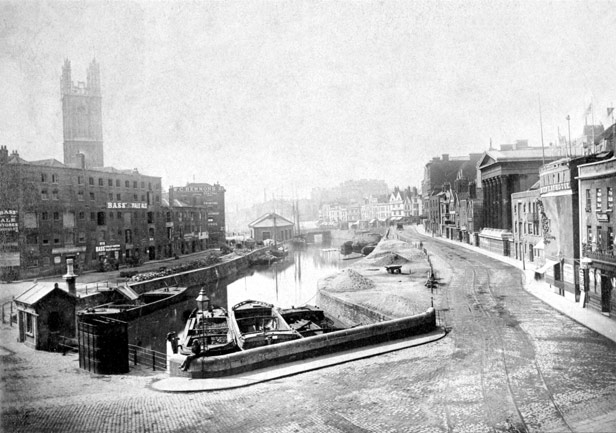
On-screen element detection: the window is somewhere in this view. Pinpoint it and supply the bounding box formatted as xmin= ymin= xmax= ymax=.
xmin=117 ymin=211 xmax=122 ymax=219
xmin=147 ymin=212 xmax=154 ymax=224
xmin=109 ymin=212 xmax=114 ymax=220
xmin=108 ymin=179 xmax=113 ymax=186
xmin=78 ymin=176 xmax=83 ymax=185
xmin=125 ymin=229 xmax=132 ymax=243
xmin=42 ymin=238 xmax=49 ymax=245
xmin=53 ymin=212 xmax=60 ymax=220
xmin=109 ymin=193 xmax=113 ymax=201
xmin=586 ymin=189 xmax=591 ymax=211
xmin=41 ymin=173 xmax=48 ymax=182
xmin=98 ymin=178 xmax=104 ymax=186
xmin=78 ymin=211 xmax=85 ymax=220
xmin=89 ymin=177 xmax=94 ymax=185
xmin=52 ymin=173 xmax=59 ymax=183
xmin=133 ymin=194 xmax=138 ymax=201
xmin=133 ymin=181 xmax=138 ymax=188
xmin=116 ymin=179 xmax=120 ymax=187
xmin=141 ymin=181 xmax=145 ymax=188
xmin=26 ymin=313 xmax=33 ymax=335
xmin=54 ymin=237 xmax=60 ymax=244
xmin=41 ymin=212 xmax=49 ymax=221
xmin=26 ymin=233 xmax=38 ymax=244
xmin=141 ymin=194 xmax=145 ymax=202
xmin=97 ymin=212 xmax=106 ymax=226
xmin=52 ymin=190 xmax=58 ymax=200
xmin=597 ymin=226 xmax=604 ymax=250
xmin=78 ymin=190 xmax=84 ymax=201
xmin=90 ymin=192 xmax=95 ymax=201
xmin=609 ymin=227 xmax=614 ymax=251
xmin=125 ymin=180 xmax=130 ymax=187
xmin=116 ymin=193 xmax=121 ymax=200
xmin=596 ymin=188 xmax=602 ymax=211
xmin=90 ymin=212 xmax=96 ymax=221
xmin=41 ymin=189 xmax=48 ymax=200
xmin=79 ymin=232 xmax=86 ymax=243
xmin=608 ymin=187 xmax=614 ymax=211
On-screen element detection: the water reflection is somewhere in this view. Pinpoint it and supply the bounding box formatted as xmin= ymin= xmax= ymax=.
xmin=129 ymin=240 xmax=358 ymax=352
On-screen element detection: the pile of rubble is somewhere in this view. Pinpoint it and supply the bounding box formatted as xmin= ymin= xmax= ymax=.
xmin=325 ymin=268 xmax=376 ymax=292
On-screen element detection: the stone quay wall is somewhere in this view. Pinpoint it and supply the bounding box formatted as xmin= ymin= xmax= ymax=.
xmin=169 ymin=308 xmax=436 ymax=378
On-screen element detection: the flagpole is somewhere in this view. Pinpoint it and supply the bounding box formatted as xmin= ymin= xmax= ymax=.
xmin=539 ymin=94 xmax=545 ymax=164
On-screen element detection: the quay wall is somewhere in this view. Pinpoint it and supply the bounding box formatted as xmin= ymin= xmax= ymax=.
xmin=76 ymin=248 xmax=268 ymax=309
xmin=169 ymin=308 xmax=436 ymax=378
xmin=316 ymin=290 xmax=390 ymax=327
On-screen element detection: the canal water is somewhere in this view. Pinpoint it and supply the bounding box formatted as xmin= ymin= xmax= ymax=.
xmin=129 ymin=240 xmax=359 ymax=353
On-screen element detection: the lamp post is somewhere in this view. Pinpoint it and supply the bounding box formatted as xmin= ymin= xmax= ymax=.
xmin=566 ymin=115 xmax=572 ymax=156
xmin=195 ymin=287 xmax=210 ymax=350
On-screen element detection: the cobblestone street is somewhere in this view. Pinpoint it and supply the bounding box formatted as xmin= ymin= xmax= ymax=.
xmin=2 ymin=232 xmax=616 ymax=432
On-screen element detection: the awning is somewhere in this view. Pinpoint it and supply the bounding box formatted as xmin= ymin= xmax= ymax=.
xmin=534 ymin=240 xmax=545 ymax=250
xmin=535 ymin=259 xmax=558 ymax=274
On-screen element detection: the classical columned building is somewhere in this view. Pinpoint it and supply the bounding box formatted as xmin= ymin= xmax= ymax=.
xmin=478 ymin=142 xmax=562 ymax=256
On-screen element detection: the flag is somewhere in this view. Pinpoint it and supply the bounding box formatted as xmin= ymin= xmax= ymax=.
xmin=585 ymin=103 xmax=593 ymax=116
xmin=608 ymin=107 xmax=614 ymax=117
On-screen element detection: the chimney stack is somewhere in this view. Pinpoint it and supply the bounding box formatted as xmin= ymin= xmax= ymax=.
xmin=63 ymin=258 xmax=78 ymax=296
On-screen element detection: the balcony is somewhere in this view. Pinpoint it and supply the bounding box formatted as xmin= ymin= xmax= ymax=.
xmin=583 ymin=242 xmax=616 ymax=264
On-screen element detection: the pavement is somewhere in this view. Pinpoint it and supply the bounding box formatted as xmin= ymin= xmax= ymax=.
xmin=409 ymin=225 xmax=616 ymax=344
xmin=152 ymin=328 xmax=447 ymax=392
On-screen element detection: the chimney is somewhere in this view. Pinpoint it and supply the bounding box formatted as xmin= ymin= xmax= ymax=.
xmin=442 ymin=154 xmax=449 ymax=161
xmin=0 ymin=146 xmax=8 ymax=165
xmin=169 ymin=186 xmax=174 ymax=208
xmin=63 ymin=258 xmax=78 ymax=296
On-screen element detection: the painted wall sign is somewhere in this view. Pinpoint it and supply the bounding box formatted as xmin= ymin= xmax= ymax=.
xmin=107 ymin=202 xmax=148 ymax=209
xmin=0 ymin=210 xmax=18 ymax=232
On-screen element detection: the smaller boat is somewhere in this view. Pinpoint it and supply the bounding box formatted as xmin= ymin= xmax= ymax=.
xmin=280 ymin=305 xmax=345 ymax=337
xmin=229 ymin=300 xmax=302 ymax=350
xmin=80 ymin=284 xmax=188 ymax=321
xmin=177 ymin=306 xmax=238 ymax=357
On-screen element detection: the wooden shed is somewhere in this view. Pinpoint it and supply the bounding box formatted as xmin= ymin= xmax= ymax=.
xmin=14 ymin=282 xmax=76 ymax=351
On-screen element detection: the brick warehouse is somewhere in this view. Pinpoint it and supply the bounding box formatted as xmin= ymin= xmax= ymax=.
xmin=0 ymin=59 xmax=225 ymax=280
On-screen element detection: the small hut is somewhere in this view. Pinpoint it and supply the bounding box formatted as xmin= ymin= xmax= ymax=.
xmin=14 ymin=282 xmax=76 ymax=351
xmin=248 ymin=212 xmax=295 ymax=243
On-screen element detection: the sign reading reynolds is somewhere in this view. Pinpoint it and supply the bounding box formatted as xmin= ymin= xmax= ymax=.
xmin=0 ymin=210 xmax=18 ymax=232
xmin=107 ymin=202 xmax=148 ymax=209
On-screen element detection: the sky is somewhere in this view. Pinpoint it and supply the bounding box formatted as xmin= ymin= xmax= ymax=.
xmin=2 ymin=1 xmax=616 ymax=209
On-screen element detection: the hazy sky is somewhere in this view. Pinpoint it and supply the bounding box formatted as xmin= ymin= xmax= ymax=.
xmin=2 ymin=1 xmax=616 ymax=208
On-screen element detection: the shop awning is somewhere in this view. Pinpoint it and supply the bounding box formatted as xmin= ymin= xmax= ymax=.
xmin=535 ymin=259 xmax=558 ymax=274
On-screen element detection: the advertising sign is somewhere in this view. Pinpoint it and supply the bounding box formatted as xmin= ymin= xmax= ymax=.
xmin=0 ymin=210 xmax=18 ymax=232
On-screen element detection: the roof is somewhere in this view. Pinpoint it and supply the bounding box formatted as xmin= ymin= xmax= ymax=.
xmin=248 ymin=212 xmax=294 ymax=228
xmin=14 ymin=282 xmax=75 ymax=306
xmin=28 ymin=158 xmax=66 ymax=167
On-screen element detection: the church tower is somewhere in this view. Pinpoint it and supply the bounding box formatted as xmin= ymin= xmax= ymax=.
xmin=61 ymin=59 xmax=104 ymax=168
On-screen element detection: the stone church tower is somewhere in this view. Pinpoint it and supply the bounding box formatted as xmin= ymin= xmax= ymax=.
xmin=61 ymin=59 xmax=104 ymax=168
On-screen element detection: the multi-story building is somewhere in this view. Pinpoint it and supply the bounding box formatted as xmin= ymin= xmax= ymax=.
xmin=168 ymin=182 xmax=226 ymax=247
xmin=161 ymin=196 xmax=208 ymax=257
xmin=477 ymin=141 xmax=562 ymax=255
xmin=0 ymin=147 xmax=164 ymax=279
xmin=511 ymin=184 xmax=542 ymax=271
xmin=578 ymin=149 xmax=616 ymax=317
xmin=422 ymin=154 xmax=469 ymax=236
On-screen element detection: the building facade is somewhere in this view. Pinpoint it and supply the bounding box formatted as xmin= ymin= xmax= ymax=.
xmin=578 ymin=155 xmax=616 ymax=316
xmin=169 ymin=183 xmax=226 ymax=246
xmin=0 ymin=148 xmax=166 ymax=279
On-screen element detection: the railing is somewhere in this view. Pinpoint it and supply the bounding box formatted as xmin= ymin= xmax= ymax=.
xmin=128 ymin=344 xmax=167 ymax=371
xmin=1 ymin=300 xmax=16 ymax=326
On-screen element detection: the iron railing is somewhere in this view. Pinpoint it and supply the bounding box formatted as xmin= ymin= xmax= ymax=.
xmin=128 ymin=344 xmax=167 ymax=371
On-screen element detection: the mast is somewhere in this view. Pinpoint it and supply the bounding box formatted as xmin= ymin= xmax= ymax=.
xmin=539 ymin=94 xmax=545 ymax=164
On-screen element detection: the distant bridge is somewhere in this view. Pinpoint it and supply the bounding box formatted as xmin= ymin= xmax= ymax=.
xmin=298 ymin=229 xmax=332 ymax=243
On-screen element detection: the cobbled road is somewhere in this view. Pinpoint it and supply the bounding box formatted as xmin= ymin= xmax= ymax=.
xmin=2 ymin=232 xmax=616 ymax=432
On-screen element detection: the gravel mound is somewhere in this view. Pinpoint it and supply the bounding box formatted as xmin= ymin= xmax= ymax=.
xmin=325 ymin=268 xmax=376 ymax=292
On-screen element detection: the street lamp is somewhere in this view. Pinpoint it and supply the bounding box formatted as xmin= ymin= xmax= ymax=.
xmin=195 ymin=287 xmax=210 ymax=350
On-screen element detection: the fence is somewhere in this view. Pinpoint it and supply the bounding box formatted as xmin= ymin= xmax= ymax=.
xmin=1 ymin=300 xmax=16 ymax=326
xmin=128 ymin=344 xmax=167 ymax=371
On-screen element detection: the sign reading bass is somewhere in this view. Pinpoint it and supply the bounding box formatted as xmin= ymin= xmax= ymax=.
xmin=0 ymin=210 xmax=18 ymax=232
xmin=107 ymin=202 xmax=148 ymax=209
